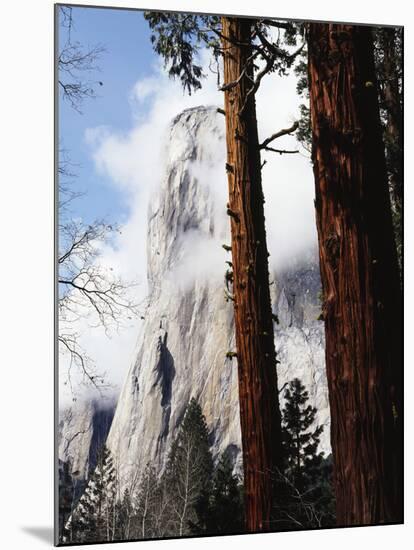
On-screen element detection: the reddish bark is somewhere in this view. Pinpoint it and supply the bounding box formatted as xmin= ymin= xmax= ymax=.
xmin=221 ymin=17 xmax=282 ymax=532
xmin=308 ymin=23 xmax=403 ymax=525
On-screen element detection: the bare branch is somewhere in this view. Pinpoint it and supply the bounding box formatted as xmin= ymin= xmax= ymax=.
xmin=58 ymin=6 xmax=105 ymax=113
xmin=256 ymin=27 xmax=305 ymax=62
xmin=58 ymin=149 xmax=85 ymax=212
xmin=278 ymin=382 xmax=289 ymax=394
xmin=238 ymin=51 xmax=275 ymax=116
xmin=259 ymin=121 xmax=299 ymax=149
xmin=58 ymin=216 xmax=142 ymax=394
xmin=259 ymin=19 xmax=296 ymax=30
xmin=263 ymin=147 xmax=299 ymax=155
xmin=63 ymin=423 xmax=93 ymax=455
xmin=219 ymin=48 xmax=262 ymax=91
xmin=59 ymin=334 xmax=110 ymax=395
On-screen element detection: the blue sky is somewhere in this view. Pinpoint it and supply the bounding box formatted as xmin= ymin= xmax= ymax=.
xmin=57 ymin=6 xmax=317 ymax=402
xmin=58 ymin=5 xmax=155 ymax=224
xmin=57 ymin=4 xmax=226 ymax=402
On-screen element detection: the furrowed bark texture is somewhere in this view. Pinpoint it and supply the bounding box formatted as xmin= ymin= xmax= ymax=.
xmin=308 ymin=24 xmax=403 ymax=525
xmin=221 ymin=17 xmax=282 ymax=532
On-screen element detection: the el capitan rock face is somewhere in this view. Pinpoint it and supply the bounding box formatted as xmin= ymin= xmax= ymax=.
xmin=58 ymin=399 xmax=115 ymax=481
xmin=58 ymin=107 xmax=329 ymax=489
xmin=103 ymin=106 xmax=330 ymax=489
xmin=106 ymin=107 xmax=242 ymax=487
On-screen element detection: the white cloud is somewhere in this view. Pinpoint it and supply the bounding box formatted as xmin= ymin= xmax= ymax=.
xmin=84 ymin=125 xmax=110 ymax=148
xmin=256 ymin=59 xmax=318 ymax=272
xmin=59 ymin=47 xmax=318 ymax=407
xmin=129 ymin=75 xmax=163 ymax=103
xmin=166 ymin=230 xmax=227 ymax=292
xmin=59 ymin=53 xmax=223 ymax=407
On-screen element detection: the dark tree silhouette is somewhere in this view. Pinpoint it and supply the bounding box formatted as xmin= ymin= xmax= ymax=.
xmin=273 ymin=379 xmax=335 ymax=529
xmin=192 ymin=450 xmax=244 ymax=535
xmin=281 ymin=379 xmax=323 ymax=488
xmin=114 ymin=488 xmax=133 ymax=541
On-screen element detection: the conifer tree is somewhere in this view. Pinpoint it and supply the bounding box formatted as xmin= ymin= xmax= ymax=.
xmin=68 ymin=444 xmax=117 ymax=543
xmin=163 ymin=398 xmax=213 ymax=536
xmin=192 ymin=450 xmax=244 ymax=535
xmin=273 ymin=378 xmax=335 ymax=529
xmin=281 ymin=378 xmax=323 ymax=489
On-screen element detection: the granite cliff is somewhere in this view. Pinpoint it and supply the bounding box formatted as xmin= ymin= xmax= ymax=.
xmin=102 ymin=106 xmax=330 ymax=490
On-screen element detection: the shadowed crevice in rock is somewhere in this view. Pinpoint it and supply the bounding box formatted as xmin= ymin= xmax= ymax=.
xmin=87 ymin=404 xmax=115 ymax=474
xmin=153 ymin=331 xmax=175 ymax=442
xmin=58 ymin=399 xmax=116 ymax=484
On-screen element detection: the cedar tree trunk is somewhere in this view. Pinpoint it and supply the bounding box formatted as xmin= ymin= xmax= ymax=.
xmin=221 ymin=16 xmax=283 ymax=532
xmin=308 ymin=23 xmax=403 ymax=525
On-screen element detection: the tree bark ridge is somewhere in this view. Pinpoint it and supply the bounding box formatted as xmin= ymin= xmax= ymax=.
xmin=221 ymin=16 xmax=282 ymax=532
xmin=308 ymin=23 xmax=403 ymax=525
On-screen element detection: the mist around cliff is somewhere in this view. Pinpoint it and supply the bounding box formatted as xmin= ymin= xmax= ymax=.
xmin=60 ymin=56 xmax=317 ymax=406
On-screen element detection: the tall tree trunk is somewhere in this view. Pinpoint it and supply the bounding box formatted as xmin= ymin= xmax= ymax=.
xmin=221 ymin=16 xmax=282 ymax=532
xmin=308 ymin=23 xmax=403 ymax=525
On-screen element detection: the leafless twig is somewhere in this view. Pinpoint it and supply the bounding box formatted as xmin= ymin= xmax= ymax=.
xmin=259 ymin=121 xmax=299 ymax=149
xmin=58 ymin=6 xmax=106 ymax=113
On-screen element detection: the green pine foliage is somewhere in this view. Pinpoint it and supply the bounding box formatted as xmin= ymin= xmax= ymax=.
xmin=281 ymin=378 xmax=323 ymax=485
xmin=144 ymin=14 xmax=302 ymax=96
xmin=192 ymin=450 xmax=244 ymax=535
xmin=144 ymin=13 xmax=221 ymax=94
xmin=292 ymin=43 xmax=311 ymax=151
xmin=273 ymin=378 xmax=335 ymax=529
xmin=67 ymin=445 xmax=117 ymax=543
xmin=62 ymin=388 xmax=336 ymax=539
